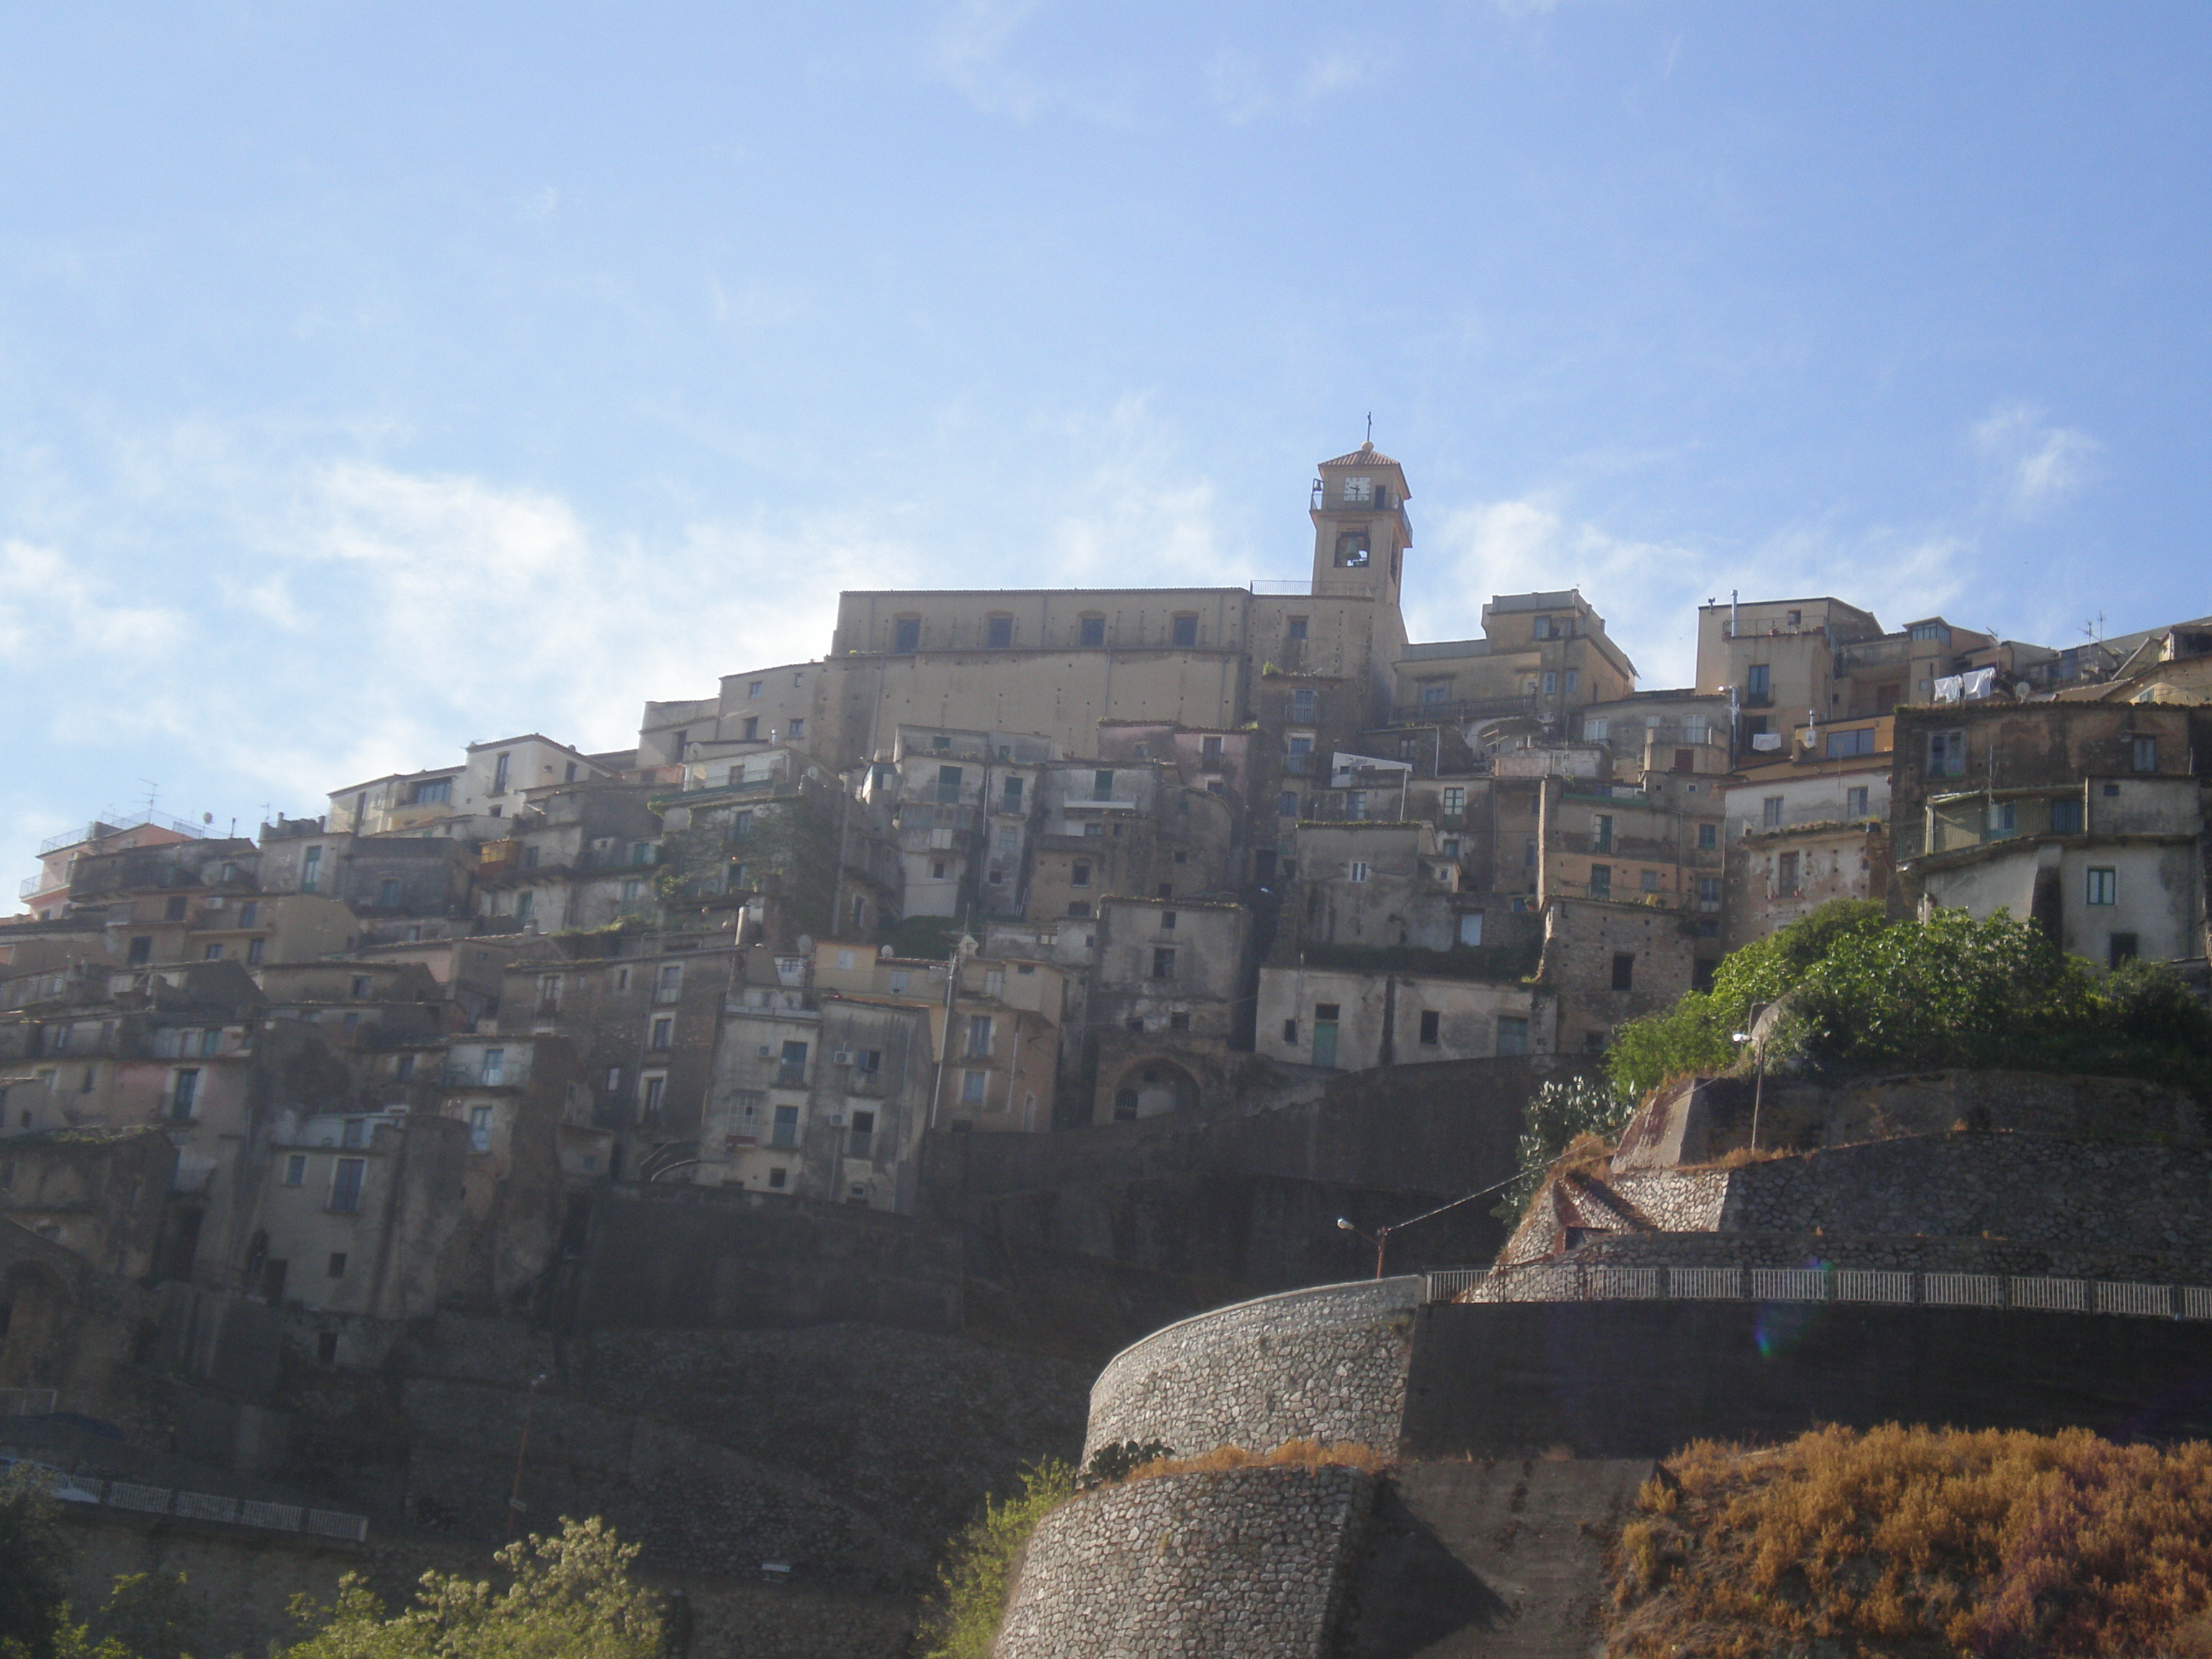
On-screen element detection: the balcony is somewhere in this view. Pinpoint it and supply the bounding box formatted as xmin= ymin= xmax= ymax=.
xmin=18 ymin=876 xmax=45 ymax=899
xmin=38 ymin=810 xmax=205 ymax=857
xmin=775 ymin=1064 xmax=809 ymax=1090
xmin=1282 ymin=753 xmax=1315 ymax=776
xmin=1386 ymin=696 xmax=1540 ymax=728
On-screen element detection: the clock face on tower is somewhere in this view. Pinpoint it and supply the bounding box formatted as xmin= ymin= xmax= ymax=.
xmin=1343 ymin=475 xmax=1374 ymax=503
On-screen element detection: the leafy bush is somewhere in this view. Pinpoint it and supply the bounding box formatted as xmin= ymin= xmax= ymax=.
xmin=914 ymin=1459 xmax=1076 ymax=1659
xmin=0 ymin=1468 xmax=72 ymax=1659
xmin=279 ymin=1516 xmax=662 ymax=1659
xmin=1491 ymin=1074 xmax=1635 ymax=1220
xmin=1607 ymin=900 xmax=2212 ymax=1101
xmin=1606 ymin=1424 xmax=2212 ymax=1659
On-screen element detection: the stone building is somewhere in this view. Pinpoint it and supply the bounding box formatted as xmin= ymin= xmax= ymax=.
xmin=1721 ymin=714 xmax=1894 ymax=948
xmin=0 ymin=1125 xmax=176 ymax=1279
xmin=1088 ymin=896 xmax=1248 ymax=1123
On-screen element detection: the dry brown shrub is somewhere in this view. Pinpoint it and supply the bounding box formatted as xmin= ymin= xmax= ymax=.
xmin=1604 ymin=1424 xmax=2212 ymax=1659
xmin=1123 ymin=1439 xmax=1392 ymax=1485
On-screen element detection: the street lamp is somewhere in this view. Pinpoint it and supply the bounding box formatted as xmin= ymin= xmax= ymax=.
xmin=1336 ymin=1217 xmax=1391 ymax=1280
xmin=1730 ymin=1002 xmax=1770 ymax=1151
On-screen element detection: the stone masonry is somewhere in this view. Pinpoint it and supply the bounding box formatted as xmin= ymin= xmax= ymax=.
xmin=993 ymin=1465 xmax=1375 ymax=1659
xmin=1083 ymin=1278 xmax=1421 ymax=1462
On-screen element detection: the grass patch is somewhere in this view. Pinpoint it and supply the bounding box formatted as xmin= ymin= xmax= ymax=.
xmin=1123 ymin=1439 xmax=1391 ymax=1484
xmin=914 ymin=1458 xmax=1076 ymax=1659
xmin=1605 ymin=1424 xmax=2212 ymax=1658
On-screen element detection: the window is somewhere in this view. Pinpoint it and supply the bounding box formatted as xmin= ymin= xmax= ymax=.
xmin=1593 ymin=814 xmax=1614 ymax=853
xmin=204 ymin=943 xmax=224 ymax=961
xmin=1002 ymin=775 xmax=1024 ymax=808
xmin=166 ymin=895 xmax=188 ymax=921
xmin=1758 ymin=796 xmax=1783 ymax=830
xmin=779 ymin=1040 xmax=809 ymax=1086
xmin=302 ymin=845 xmax=322 ymax=891
xmin=1928 ymin=729 xmax=1966 ymax=778
xmin=1287 ymin=616 xmax=1308 ymax=641
xmin=377 ymin=876 xmax=402 ymax=907
xmin=894 ymin=616 xmax=921 ymax=652
xmin=643 ymin=1074 xmax=667 ymax=1112
xmin=1640 ymin=868 xmax=1660 ymax=893
xmin=1698 ymin=822 xmax=1719 ymax=850
xmin=407 ymin=777 xmax=451 ymax=805
xmin=1172 ymin=614 xmax=1198 ymax=647
xmin=986 ymin=614 xmax=1014 ymax=648
xmin=1282 ymin=1018 xmax=1298 ymax=1044
xmin=2133 ymin=736 xmax=2159 ymax=773
xmin=1611 ymin=953 xmax=1635 ymax=992
xmin=768 ymin=1166 xmax=788 ymax=1189
xmin=246 ymin=938 xmax=265 ymax=966
xmin=480 ymin=1048 xmax=506 ymax=1084
xmin=1565 ymin=670 xmax=1578 ymax=694
xmin=1442 ymin=786 xmax=1465 ymax=817
xmin=328 ymin=1252 xmax=347 ymax=1280
xmin=1420 ymin=683 xmax=1449 ymax=709
xmin=1584 ymin=718 xmax=1609 ymax=742
xmin=1277 ymin=792 xmax=1298 ymax=817
xmin=1496 ymin=1016 xmax=1529 ymax=1056
xmin=1457 ymin=912 xmax=1483 ymax=947
xmin=283 ymin=1154 xmax=307 ymax=1185
xmin=930 ymin=859 xmax=948 ymax=880
xmin=351 ymin=975 xmax=372 ymax=998
xmin=1588 ymin=864 xmax=1611 ymax=898
xmin=468 ymin=1105 xmax=493 ymax=1153
xmin=171 ymin=1069 xmax=200 ymax=1120
xmin=1292 ymin=688 xmax=1318 ymax=724
xmin=742 ymin=716 xmax=759 ymax=741
xmin=1092 ymin=769 xmax=1115 ymax=800
xmin=1845 ymin=786 xmax=1870 ymax=819
xmin=1071 ymin=861 xmax=1091 ymax=888
xmin=1777 ymin=851 xmax=1800 ymax=891
xmin=1745 ymin=664 xmax=1771 ymax=698
xmin=966 ymin=1015 xmax=993 ymax=1057
xmin=2109 ymin=932 xmax=2141 ymax=968
xmin=649 ymin=1017 xmax=673 ymax=1049
xmin=1079 ymin=615 xmax=1106 ymax=647
xmin=1066 ymin=901 xmax=1091 ymax=918
xmin=128 ymin=935 xmax=152 ymax=965
xmin=1699 ymin=876 xmax=1721 ymax=909
xmin=2086 ymin=867 xmax=2118 ymax=907
xmin=961 ymin=1069 xmax=987 ymax=1105
xmin=788 ymin=718 xmax=804 ymax=740
xmin=1348 ymin=861 xmax=1370 ymax=884
xmin=1419 ymin=1010 xmax=1440 ymax=1046
xmin=658 ymin=963 xmax=683 ymax=997
xmin=1151 ymin=948 xmax=1176 ymax=979
xmin=1909 ymin=621 xmax=1948 ymax=643
xmin=1987 ymin=801 xmax=2018 ymax=835
xmin=1543 ymin=671 xmax=1557 ymax=696
xmin=2050 ymin=797 xmax=2084 ymax=834
xmin=493 ymin=752 xmax=511 ymax=793
xmin=938 ymin=764 xmax=964 ymax=803
xmin=396 ymin=1054 xmax=416 ymax=1082
xmin=330 ymin=1159 xmax=365 ymax=1213
xmin=1825 ymin=727 xmax=1876 ymax=758
xmin=770 ymin=1104 xmax=799 ymax=1148
xmin=848 ymin=1110 xmax=876 ymax=1158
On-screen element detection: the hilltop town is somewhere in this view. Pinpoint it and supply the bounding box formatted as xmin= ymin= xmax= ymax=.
xmin=4 ymin=442 xmax=2209 ymax=1652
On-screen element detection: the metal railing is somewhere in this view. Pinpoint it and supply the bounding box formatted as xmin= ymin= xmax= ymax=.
xmin=38 ymin=811 xmax=206 ymax=856
xmin=1429 ymin=1262 xmax=2212 ymax=1321
xmin=0 ymin=1460 xmax=367 ymax=1539
xmin=1388 ymin=696 xmax=1541 ymax=728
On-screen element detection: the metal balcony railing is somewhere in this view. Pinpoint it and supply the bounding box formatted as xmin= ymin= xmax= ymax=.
xmin=38 ymin=810 xmax=206 ymax=856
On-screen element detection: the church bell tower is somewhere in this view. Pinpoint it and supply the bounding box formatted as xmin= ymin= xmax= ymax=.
xmin=1310 ymin=440 xmax=1410 ymax=607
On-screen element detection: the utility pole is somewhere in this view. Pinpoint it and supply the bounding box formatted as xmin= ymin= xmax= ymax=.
xmin=507 ymin=1374 xmax=546 ymax=1539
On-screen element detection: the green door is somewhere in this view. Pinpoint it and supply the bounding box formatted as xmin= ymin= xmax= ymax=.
xmin=1312 ymin=1002 xmax=1340 ymax=1070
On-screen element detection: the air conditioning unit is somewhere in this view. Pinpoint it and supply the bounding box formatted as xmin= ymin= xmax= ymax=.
xmin=832 ymin=1049 xmax=853 ymax=1066
xmin=755 ymin=1044 xmax=773 ymax=1058
xmin=824 ymin=1110 xmax=845 ymax=1126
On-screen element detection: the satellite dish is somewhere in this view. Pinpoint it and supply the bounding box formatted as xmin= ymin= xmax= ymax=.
xmin=2013 ymin=681 xmax=2031 ymax=699
xmin=203 ymin=812 xmax=213 ymax=824
xmin=795 ymin=934 xmax=814 ymax=955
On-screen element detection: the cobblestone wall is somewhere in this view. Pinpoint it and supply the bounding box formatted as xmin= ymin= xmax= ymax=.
xmin=1717 ymin=1135 xmax=2212 ymax=1280
xmin=1084 ymin=1280 xmax=1421 ymax=1462
xmin=994 ymin=1466 xmax=1375 ymax=1659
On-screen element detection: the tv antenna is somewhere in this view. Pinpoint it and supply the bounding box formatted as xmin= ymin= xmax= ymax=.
xmin=138 ymin=779 xmax=158 ymax=814
xmin=2082 ymin=613 xmax=2105 ymax=644
xmin=1365 ymin=411 xmax=1372 ymax=444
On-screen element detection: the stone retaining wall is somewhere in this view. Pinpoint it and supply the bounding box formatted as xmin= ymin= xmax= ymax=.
xmin=1550 ymin=1228 xmax=2196 ymax=1282
xmin=994 ymin=1466 xmax=1375 ymax=1659
xmin=1084 ymin=1279 xmax=1421 ymax=1462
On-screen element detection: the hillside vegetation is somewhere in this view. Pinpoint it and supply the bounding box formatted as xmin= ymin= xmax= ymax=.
xmin=1607 ymin=900 xmax=2212 ymax=1102
xmin=1607 ymin=1424 xmax=2212 ymax=1659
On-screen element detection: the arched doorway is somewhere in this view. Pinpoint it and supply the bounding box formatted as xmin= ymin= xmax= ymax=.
xmin=1108 ymin=1058 xmax=1200 ymax=1123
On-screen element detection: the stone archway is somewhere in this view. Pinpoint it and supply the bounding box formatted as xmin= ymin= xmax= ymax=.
xmin=1108 ymin=1058 xmax=1201 ymax=1123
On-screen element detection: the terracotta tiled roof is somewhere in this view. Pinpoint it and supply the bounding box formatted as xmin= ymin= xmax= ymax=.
xmin=1318 ymin=442 xmax=1402 ymax=469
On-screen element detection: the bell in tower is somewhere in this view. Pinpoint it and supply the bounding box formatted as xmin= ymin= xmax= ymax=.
xmin=1310 ymin=439 xmax=1411 ymax=605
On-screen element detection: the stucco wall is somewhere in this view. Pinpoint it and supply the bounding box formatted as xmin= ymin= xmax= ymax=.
xmin=994 ymin=1466 xmax=1374 ymax=1659
xmin=1084 ymin=1278 xmax=1421 ymax=1462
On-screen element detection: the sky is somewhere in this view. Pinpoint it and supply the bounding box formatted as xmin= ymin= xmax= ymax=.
xmin=3 ymin=1 xmax=2208 ymax=872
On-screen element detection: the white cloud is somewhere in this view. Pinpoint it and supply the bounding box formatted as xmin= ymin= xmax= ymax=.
xmin=518 ymin=186 xmax=559 ymax=222
xmin=1972 ymin=404 xmax=2102 ymax=521
xmin=927 ymin=0 xmax=1051 ymax=120
xmin=0 ymin=537 xmax=184 ymax=670
xmin=1208 ymin=41 xmax=1391 ymax=125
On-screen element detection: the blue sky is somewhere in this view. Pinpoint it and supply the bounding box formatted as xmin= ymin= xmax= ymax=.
xmin=3 ymin=2 xmax=2207 ymax=869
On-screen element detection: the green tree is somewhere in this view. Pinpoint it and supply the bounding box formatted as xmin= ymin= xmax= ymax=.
xmin=0 ymin=1468 xmax=73 ymax=1659
xmin=1491 ymin=1074 xmax=1634 ymax=1220
xmin=914 ymin=1459 xmax=1075 ymax=1659
xmin=80 ymin=1573 xmax=207 ymax=1659
xmin=280 ymin=1516 xmax=662 ymax=1659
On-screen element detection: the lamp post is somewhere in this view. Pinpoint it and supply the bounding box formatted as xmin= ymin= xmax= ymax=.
xmin=508 ymin=1373 xmax=547 ymax=1539
xmin=1730 ymin=1001 xmax=1770 ymax=1152
xmin=1336 ymin=1217 xmax=1391 ymax=1280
